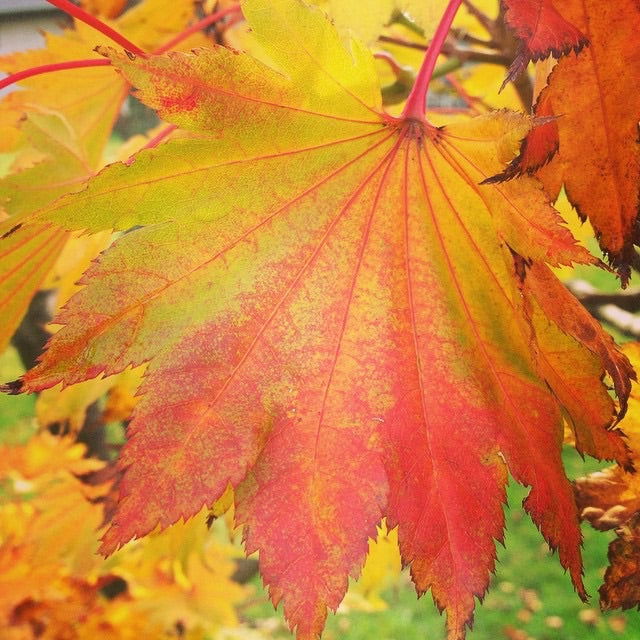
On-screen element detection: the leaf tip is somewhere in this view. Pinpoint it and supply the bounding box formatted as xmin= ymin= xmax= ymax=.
xmin=0 ymin=379 xmax=24 ymax=395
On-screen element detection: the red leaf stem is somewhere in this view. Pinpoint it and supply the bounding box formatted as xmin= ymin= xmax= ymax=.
xmin=154 ymin=4 xmax=243 ymax=54
xmin=402 ymin=0 xmax=463 ymax=121
xmin=0 ymin=5 xmax=243 ymax=92
xmin=45 ymin=0 xmax=147 ymax=56
xmin=125 ymin=123 xmax=178 ymax=164
xmin=0 ymin=59 xmax=111 ymax=91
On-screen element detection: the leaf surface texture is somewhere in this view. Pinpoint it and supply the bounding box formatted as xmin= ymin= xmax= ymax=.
xmin=3 ymin=1 xmax=633 ymax=637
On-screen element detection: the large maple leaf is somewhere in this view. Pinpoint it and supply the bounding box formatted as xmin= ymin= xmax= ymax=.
xmin=1 ymin=0 xmax=633 ymax=637
xmin=575 ymin=342 xmax=640 ymax=611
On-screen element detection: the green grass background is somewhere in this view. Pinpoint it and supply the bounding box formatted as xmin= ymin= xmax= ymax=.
xmin=241 ymin=448 xmax=640 ymax=640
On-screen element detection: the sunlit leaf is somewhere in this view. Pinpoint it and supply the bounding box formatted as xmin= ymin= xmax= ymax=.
xmin=533 ymin=0 xmax=640 ymax=281
xmin=0 ymin=0 xmax=632 ymax=638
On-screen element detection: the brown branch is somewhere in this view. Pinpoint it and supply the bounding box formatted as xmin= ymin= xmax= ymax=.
xmin=450 ymin=28 xmax=499 ymax=49
xmin=510 ymin=70 xmax=534 ymax=111
xmin=566 ymin=279 xmax=640 ymax=338
xmin=441 ymin=43 xmax=512 ymax=66
xmin=378 ymin=35 xmax=426 ymax=51
xmin=566 ymin=280 xmax=640 ymax=313
xmin=462 ymin=0 xmax=499 ymax=38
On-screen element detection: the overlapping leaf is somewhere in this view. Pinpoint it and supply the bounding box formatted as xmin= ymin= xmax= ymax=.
xmin=0 ymin=0 xmax=197 ymax=121
xmin=0 ymin=0 xmax=205 ymax=354
xmin=599 ymin=513 xmax=640 ymax=611
xmin=502 ymin=0 xmax=587 ymax=84
xmin=1 ymin=0 xmax=633 ymax=638
xmin=532 ymin=0 xmax=640 ymax=281
xmin=0 ymin=433 xmax=107 ymax=614
xmin=575 ymin=342 xmax=640 ymax=611
xmin=0 ymin=112 xmax=96 ymax=354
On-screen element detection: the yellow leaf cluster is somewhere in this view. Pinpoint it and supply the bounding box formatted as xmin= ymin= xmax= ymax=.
xmin=0 ymin=433 xmax=248 ymax=638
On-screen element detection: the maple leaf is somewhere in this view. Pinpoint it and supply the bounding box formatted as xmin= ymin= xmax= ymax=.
xmin=575 ymin=339 xmax=640 ymax=530
xmin=315 ymin=0 xmax=448 ymax=44
xmin=0 ymin=32 xmax=124 ymax=164
xmin=487 ymin=88 xmax=558 ymax=181
xmin=0 ymin=434 xmax=245 ymax=638
xmin=0 ymin=0 xmax=202 ymax=353
xmin=532 ymin=0 xmax=640 ymax=282
xmin=502 ymin=0 xmax=588 ymax=85
xmin=599 ymin=513 xmax=640 ymax=611
xmin=0 ymin=111 xmax=108 ymax=354
xmin=0 ymin=433 xmax=107 ymax=616
xmin=0 ymin=0 xmax=200 ymax=157
xmin=109 ymin=506 xmax=246 ymax=633
xmin=573 ymin=341 xmax=640 ymax=611
xmin=0 ymin=0 xmax=632 ymax=638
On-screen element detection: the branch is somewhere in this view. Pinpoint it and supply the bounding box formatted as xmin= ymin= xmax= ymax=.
xmin=0 ymin=59 xmax=111 ymax=91
xmin=46 ymin=0 xmax=146 ymax=56
xmin=378 ymin=37 xmax=512 ymax=67
xmin=154 ymin=4 xmax=242 ymax=54
xmin=566 ymin=280 xmax=640 ymax=313
xmin=450 ymin=28 xmax=499 ymax=49
xmin=566 ymin=279 xmax=640 ymax=338
xmin=378 ymin=35 xmax=426 ymax=51
xmin=462 ymin=0 xmax=499 ymax=39
xmin=441 ymin=43 xmax=511 ymax=66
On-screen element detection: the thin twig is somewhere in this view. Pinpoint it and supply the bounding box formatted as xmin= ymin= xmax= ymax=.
xmin=451 ymin=28 xmax=498 ymax=49
xmin=566 ymin=280 xmax=640 ymax=313
xmin=441 ymin=43 xmax=511 ymax=66
xmin=378 ymin=35 xmax=426 ymax=51
xmin=462 ymin=0 xmax=497 ymax=36
xmin=0 ymin=59 xmax=110 ymax=91
xmin=46 ymin=0 xmax=146 ymax=55
xmin=566 ymin=279 xmax=640 ymax=338
xmin=154 ymin=4 xmax=242 ymax=54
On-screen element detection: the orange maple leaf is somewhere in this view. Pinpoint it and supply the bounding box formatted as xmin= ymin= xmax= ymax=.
xmin=502 ymin=0 xmax=588 ymax=84
xmin=533 ymin=0 xmax=640 ymax=282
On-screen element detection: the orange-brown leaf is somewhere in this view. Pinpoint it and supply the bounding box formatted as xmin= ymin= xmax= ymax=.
xmin=533 ymin=0 xmax=640 ymax=281
xmin=600 ymin=513 xmax=640 ymax=611
xmin=502 ymin=0 xmax=588 ymax=84
xmin=490 ymin=90 xmax=559 ymax=181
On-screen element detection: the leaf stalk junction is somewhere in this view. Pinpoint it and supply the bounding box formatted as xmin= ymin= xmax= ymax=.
xmin=402 ymin=0 xmax=464 ymax=123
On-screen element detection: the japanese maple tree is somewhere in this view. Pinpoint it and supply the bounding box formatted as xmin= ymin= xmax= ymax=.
xmin=1 ymin=0 xmax=639 ymax=638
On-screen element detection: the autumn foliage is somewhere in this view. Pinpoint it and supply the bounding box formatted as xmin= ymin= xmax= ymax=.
xmin=1 ymin=0 xmax=640 ymax=639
